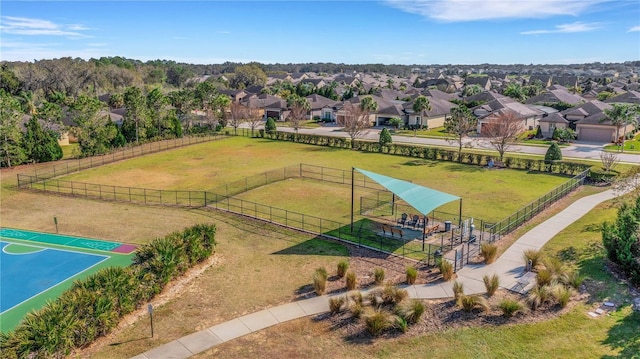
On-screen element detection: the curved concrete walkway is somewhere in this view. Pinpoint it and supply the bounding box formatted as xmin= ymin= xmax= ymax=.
xmin=132 ymin=189 xmax=620 ymax=359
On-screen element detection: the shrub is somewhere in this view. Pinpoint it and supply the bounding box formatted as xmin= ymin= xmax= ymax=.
xmin=545 ymin=142 xmax=563 ymax=164
xmin=313 ymin=267 xmax=328 ymax=295
xmin=452 ymin=281 xmax=464 ymax=301
xmin=406 ymin=266 xmax=418 ymax=284
xmin=265 ymin=117 xmax=277 ymax=134
xmin=374 ymin=268 xmax=385 ymax=285
xmin=363 ymin=309 xmax=393 ymax=336
xmin=345 ymin=270 xmax=357 ymax=290
xmin=337 ymin=261 xmax=349 ymax=278
xmin=498 ymin=299 xmax=525 ymax=318
xmin=542 ymin=257 xmax=565 ymax=278
xmin=480 ymin=242 xmax=498 ymax=264
xmin=459 ymin=295 xmax=489 ymax=313
xmin=523 ymin=249 xmax=542 ymax=270
xmin=483 ymin=274 xmax=500 ymax=297
xmin=382 ymin=284 xmax=408 ymax=305
xmin=397 ymin=299 xmax=426 ymax=324
xmin=329 ymin=296 xmax=345 ymax=314
xmin=438 ymin=259 xmax=454 ymax=281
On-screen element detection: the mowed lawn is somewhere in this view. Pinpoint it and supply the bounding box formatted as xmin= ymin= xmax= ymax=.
xmin=59 ymin=137 xmax=571 ymax=222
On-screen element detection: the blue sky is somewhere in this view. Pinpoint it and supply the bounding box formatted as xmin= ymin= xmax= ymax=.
xmin=1 ymin=1 xmax=639 ymax=65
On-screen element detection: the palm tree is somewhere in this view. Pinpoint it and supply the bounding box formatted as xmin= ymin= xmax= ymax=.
xmin=412 ymin=96 xmax=431 ymax=134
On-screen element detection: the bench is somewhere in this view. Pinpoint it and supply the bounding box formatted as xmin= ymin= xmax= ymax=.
xmin=512 ymin=271 xmax=536 ymax=292
xmin=424 ymin=224 xmax=440 ymax=237
xmin=376 ymin=224 xmax=404 ymax=240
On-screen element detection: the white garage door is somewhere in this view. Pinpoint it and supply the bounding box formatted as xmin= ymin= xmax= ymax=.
xmin=579 ymin=128 xmax=613 ymax=142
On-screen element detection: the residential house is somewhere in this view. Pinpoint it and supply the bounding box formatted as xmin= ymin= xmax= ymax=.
xmin=219 ymin=89 xmax=249 ymax=103
xmin=538 ymin=112 xmax=569 ymax=138
xmin=528 ymin=75 xmax=552 ymax=88
xmin=473 ymin=97 xmax=544 ymax=134
xmin=561 ymin=100 xmax=625 ymax=142
xmin=306 ymin=94 xmax=339 ymax=122
xmin=464 ymin=76 xmax=492 ymax=91
xmin=605 ymin=90 xmax=640 ymax=105
xmin=403 ymin=97 xmax=455 ymax=129
xmin=552 ymin=76 xmax=579 ymax=88
xmin=525 ymin=88 xmax=585 ymax=106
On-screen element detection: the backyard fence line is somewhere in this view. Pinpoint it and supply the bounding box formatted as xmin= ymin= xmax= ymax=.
xmin=484 ymin=169 xmax=589 ymax=242
xmin=29 ymin=134 xmax=227 ymax=181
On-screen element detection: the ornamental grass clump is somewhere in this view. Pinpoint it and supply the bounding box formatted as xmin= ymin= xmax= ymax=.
xmin=396 ymin=299 xmax=426 ymax=324
xmin=345 ymin=270 xmax=357 ymax=290
xmin=406 ymin=266 xmax=418 ymax=284
xmin=373 ymin=267 xmax=386 ymax=285
xmin=483 ymin=274 xmax=500 ymax=297
xmin=452 ymin=280 xmax=464 ymax=302
xmin=523 ymin=249 xmax=542 ymax=270
xmin=498 ymin=299 xmax=525 ymax=318
xmin=480 ymin=242 xmax=498 ymax=264
xmin=313 ymin=267 xmax=328 ymax=295
xmin=438 ymin=259 xmax=454 ymax=281
xmin=527 ymin=285 xmax=553 ymax=310
xmin=459 ymin=294 xmax=489 ymax=313
xmin=363 ymin=309 xmax=393 ymax=336
xmin=337 ymin=260 xmax=349 ymax=278
xmin=382 ymin=283 xmax=408 ymax=305
xmin=329 ymin=296 xmax=346 ymax=314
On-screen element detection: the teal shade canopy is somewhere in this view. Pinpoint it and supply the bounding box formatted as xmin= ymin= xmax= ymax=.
xmin=355 ymin=168 xmax=460 ymax=215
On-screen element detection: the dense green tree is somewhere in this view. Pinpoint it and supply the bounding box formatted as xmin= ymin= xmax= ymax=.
xmin=108 ymin=93 xmax=125 ymax=109
xmin=165 ymin=63 xmax=194 ymax=87
xmin=444 ymin=106 xmax=478 ymax=162
xmin=503 ymin=83 xmax=527 ymax=102
xmin=146 ymin=87 xmax=169 ymax=138
xmin=69 ymin=95 xmax=117 ymax=156
xmin=122 ymin=86 xmax=148 ymax=143
xmin=0 ymin=64 xmax=22 ymax=95
xmin=212 ymin=94 xmax=231 ymax=127
xmin=462 ymin=84 xmax=482 ymax=97
xmin=23 ymin=116 xmax=63 ymax=163
xmin=544 ymin=142 xmax=562 ymax=164
xmin=265 ymin=117 xmax=277 ymax=134
xmin=378 ymin=127 xmax=392 ymax=151
xmin=597 ymin=91 xmax=615 ymax=101
xmin=0 ymin=91 xmax=27 ymax=167
xmin=230 ymin=64 xmax=267 ymax=89
xmin=601 ymin=196 xmax=640 ymax=285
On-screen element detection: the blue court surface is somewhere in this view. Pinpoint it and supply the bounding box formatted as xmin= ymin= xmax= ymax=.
xmin=0 ymin=241 xmax=108 ymax=313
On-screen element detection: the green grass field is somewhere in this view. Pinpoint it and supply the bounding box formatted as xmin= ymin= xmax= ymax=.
xmin=58 ymin=137 xmax=570 ymax=223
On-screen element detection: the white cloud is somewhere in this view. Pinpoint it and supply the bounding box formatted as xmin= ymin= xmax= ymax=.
xmin=628 ymin=25 xmax=640 ymax=32
xmin=383 ymin=0 xmax=609 ymax=22
xmin=520 ymin=21 xmax=602 ymax=34
xmin=1 ymin=16 xmax=91 ymax=38
xmin=216 ymin=30 xmax=231 ymax=35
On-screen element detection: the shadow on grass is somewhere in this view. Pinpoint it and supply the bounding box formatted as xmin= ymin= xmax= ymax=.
xmin=601 ymin=308 xmax=640 ymax=359
xmin=272 ymin=237 xmax=349 ymax=256
xmin=443 ymin=163 xmax=485 ymax=173
xmin=402 ymin=159 xmax=439 ymax=167
xmin=110 ymin=337 xmax=149 ymax=346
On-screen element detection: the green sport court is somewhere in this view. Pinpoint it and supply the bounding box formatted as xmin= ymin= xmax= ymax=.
xmin=0 ymin=228 xmax=136 ymax=332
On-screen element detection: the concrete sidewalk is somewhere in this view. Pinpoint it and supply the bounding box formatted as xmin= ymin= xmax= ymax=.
xmin=132 ymin=189 xmax=619 ymax=359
